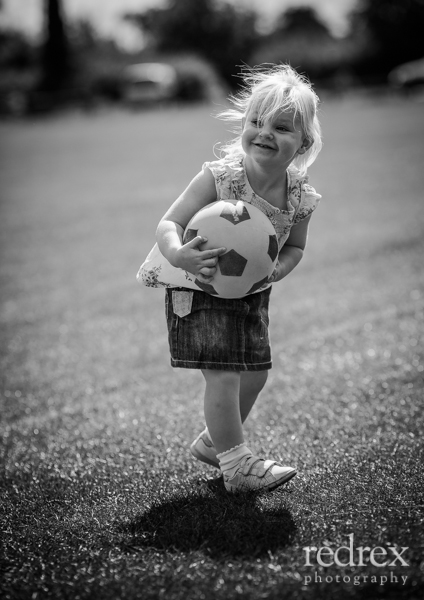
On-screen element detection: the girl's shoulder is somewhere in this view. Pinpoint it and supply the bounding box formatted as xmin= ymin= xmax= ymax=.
xmin=202 ymin=153 xmax=246 ymax=200
xmin=203 ymin=153 xmax=244 ymax=180
xmin=288 ymin=165 xmax=322 ymax=223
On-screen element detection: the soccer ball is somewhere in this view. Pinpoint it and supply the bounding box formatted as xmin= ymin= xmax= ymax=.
xmin=183 ymin=199 xmax=278 ymax=298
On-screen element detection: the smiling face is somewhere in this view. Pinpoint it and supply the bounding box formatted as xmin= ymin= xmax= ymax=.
xmin=241 ymin=107 xmax=311 ymax=171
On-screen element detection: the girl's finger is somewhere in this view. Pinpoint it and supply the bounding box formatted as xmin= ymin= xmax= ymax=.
xmin=197 ymin=273 xmax=213 ymax=283
xmin=199 ymin=266 xmax=216 ymax=277
xmin=201 ymin=258 xmax=218 ymax=267
xmin=201 ymin=248 xmax=226 ymax=258
xmin=187 ymin=235 xmax=208 ymax=249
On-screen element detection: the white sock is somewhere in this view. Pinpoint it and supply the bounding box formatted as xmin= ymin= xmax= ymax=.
xmin=217 ymin=443 xmax=252 ymax=477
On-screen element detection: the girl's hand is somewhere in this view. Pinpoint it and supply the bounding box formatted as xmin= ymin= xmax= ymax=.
xmin=263 ymin=239 xmax=306 ymax=289
xmin=174 ymin=236 xmax=227 ymax=282
xmin=258 ymin=261 xmax=280 ymax=291
xmin=269 ymin=261 xmax=282 ymax=284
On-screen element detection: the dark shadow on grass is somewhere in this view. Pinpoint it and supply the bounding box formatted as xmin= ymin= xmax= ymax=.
xmin=118 ymin=477 xmax=296 ymax=559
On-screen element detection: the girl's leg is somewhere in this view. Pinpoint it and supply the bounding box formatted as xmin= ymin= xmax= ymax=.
xmin=191 ymin=370 xmax=268 ymax=464
xmin=202 ymin=369 xmax=243 ymax=454
xmin=239 ymin=370 xmax=268 ymax=423
xmin=195 ymin=368 xmax=296 ymax=493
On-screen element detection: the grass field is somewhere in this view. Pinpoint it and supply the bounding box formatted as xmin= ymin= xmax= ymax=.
xmin=1 ymin=95 xmax=423 ymax=599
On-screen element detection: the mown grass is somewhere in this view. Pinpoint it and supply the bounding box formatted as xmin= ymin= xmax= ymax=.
xmin=1 ymin=96 xmax=423 ymax=599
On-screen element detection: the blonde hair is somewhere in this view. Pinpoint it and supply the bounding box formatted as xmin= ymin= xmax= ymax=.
xmin=217 ymin=64 xmax=322 ymax=175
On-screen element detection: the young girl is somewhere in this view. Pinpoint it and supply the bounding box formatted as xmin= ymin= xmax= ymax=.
xmin=139 ymin=64 xmax=323 ymax=493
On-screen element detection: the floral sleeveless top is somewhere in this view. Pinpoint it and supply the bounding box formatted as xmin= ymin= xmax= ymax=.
xmin=203 ymin=153 xmax=321 ymax=251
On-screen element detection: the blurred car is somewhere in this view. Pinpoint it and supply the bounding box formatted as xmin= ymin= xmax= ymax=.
xmin=388 ymin=57 xmax=424 ymax=89
xmin=122 ymin=62 xmax=178 ymax=105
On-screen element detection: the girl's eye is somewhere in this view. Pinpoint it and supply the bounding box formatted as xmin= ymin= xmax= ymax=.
xmin=251 ymin=119 xmax=262 ymax=127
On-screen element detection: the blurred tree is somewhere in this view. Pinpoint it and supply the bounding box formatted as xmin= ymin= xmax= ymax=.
xmin=39 ymin=0 xmax=72 ymax=91
xmin=275 ymin=6 xmax=331 ymax=36
xmin=251 ymin=7 xmax=344 ymax=81
xmin=69 ymin=20 xmax=98 ymax=53
xmin=349 ymin=0 xmax=424 ymax=79
xmin=68 ymin=20 xmax=129 ymax=102
xmin=125 ymin=0 xmax=258 ymax=85
xmin=0 ymin=30 xmax=34 ymax=69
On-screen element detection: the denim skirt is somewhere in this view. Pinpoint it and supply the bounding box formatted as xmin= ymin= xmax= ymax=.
xmin=165 ymin=287 xmax=272 ymax=371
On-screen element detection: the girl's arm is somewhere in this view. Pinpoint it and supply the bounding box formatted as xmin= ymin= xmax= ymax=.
xmin=272 ymin=215 xmax=311 ymax=283
xmin=156 ymin=168 xmax=227 ymax=282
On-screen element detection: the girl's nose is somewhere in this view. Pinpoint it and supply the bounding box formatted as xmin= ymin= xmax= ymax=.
xmin=259 ymin=126 xmax=273 ymax=138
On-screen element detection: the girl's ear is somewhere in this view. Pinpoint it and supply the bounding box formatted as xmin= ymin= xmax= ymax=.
xmin=297 ymin=137 xmax=313 ymax=155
